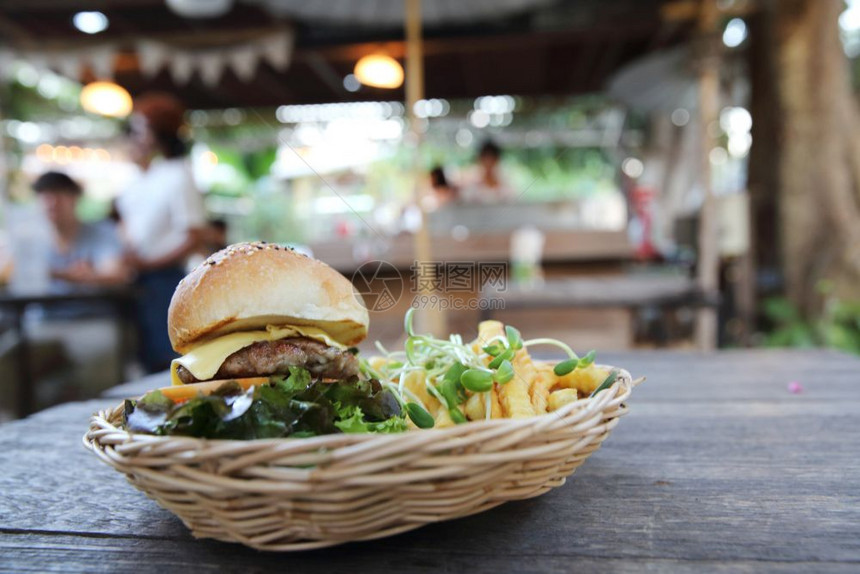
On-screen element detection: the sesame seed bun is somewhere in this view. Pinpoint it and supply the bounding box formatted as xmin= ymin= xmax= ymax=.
xmin=167 ymin=242 xmax=368 ymax=353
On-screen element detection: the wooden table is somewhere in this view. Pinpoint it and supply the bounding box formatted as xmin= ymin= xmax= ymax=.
xmin=481 ymin=275 xmax=719 ymax=348
xmin=2 ymin=350 xmax=859 ymax=572
xmin=311 ymin=229 xmax=634 ymax=274
xmin=0 ymin=286 xmax=136 ymax=417
xmin=481 ymin=275 xmax=712 ymax=310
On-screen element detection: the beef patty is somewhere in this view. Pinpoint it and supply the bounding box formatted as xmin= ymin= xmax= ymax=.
xmin=175 ymin=337 xmax=359 ymax=384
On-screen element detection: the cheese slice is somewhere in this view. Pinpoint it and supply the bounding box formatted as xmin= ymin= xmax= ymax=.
xmin=170 ymin=325 xmax=347 ymax=386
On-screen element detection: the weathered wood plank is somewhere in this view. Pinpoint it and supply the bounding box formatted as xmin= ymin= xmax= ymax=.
xmin=1 ymin=350 xmax=859 ymax=571
xmin=481 ymin=275 xmax=701 ymax=307
xmin=101 ymin=349 xmax=860 ymax=401
xmin=2 ymin=532 xmax=859 ymax=574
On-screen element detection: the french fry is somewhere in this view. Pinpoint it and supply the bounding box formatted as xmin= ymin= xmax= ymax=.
xmin=464 ymin=393 xmax=485 ymax=421
xmin=506 ymin=346 xmax=538 ymax=418
xmin=477 ymin=320 xmax=535 ymax=418
xmin=477 ymin=320 xmax=506 ymax=350
xmin=531 ymin=363 xmax=557 ymax=414
xmin=397 ymin=368 xmax=458 ymax=428
xmin=367 ymin=356 xmax=391 ymax=374
xmin=554 ymin=364 xmax=611 ymax=396
xmin=401 ymin=369 xmax=439 ymax=410
xmin=491 ymin=386 xmax=503 ymax=418
xmin=433 ymin=404 xmax=457 ymax=428
xmin=464 ymin=388 xmax=503 ymax=420
xmin=547 ymin=388 xmax=579 ymax=412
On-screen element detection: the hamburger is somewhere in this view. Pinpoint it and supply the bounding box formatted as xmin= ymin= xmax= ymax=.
xmin=167 ymin=241 xmax=368 ymax=388
xmin=123 ymin=242 xmax=407 ymax=439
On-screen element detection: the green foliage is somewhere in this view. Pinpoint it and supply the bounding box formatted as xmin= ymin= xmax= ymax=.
xmin=590 ymin=370 xmax=620 ymax=398
xmin=205 ymin=145 xmax=278 ymax=196
xmin=762 ymin=295 xmax=860 ymax=354
xmin=493 ymin=360 xmax=514 ymax=384
xmin=334 ymin=404 xmax=408 ymax=433
xmin=553 ymin=358 xmax=579 ymax=376
xmin=460 ymin=369 xmax=494 ymax=393
xmin=224 ymin=182 xmax=308 ymax=245
xmin=504 ymin=146 xmax=617 ymax=201
xmin=76 ymin=196 xmax=111 ymax=223
xmin=123 ymin=368 xmax=406 ymax=439
xmin=3 ymin=70 xmax=82 ymax=122
xmin=404 ymin=402 xmax=435 ymax=428
xmin=819 ymin=299 xmax=860 ymax=353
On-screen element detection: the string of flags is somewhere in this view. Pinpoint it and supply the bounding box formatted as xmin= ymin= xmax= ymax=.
xmin=0 ymin=28 xmax=294 ymax=87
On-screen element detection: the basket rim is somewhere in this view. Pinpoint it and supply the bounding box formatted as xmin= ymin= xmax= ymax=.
xmin=86 ymin=364 xmax=634 ymax=449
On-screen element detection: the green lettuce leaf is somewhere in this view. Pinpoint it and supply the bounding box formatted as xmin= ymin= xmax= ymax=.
xmin=122 ymin=368 xmax=406 ymax=439
xmin=271 ymin=366 xmax=311 ymax=394
xmin=334 ymin=403 xmax=408 ymax=434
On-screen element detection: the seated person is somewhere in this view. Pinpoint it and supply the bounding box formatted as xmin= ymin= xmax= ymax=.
xmin=32 ymin=171 xmax=129 ymax=291
xmin=11 ymin=172 xmax=133 ymax=406
xmin=429 ymin=166 xmax=458 ymax=208
xmin=459 ymin=140 xmax=516 ymax=203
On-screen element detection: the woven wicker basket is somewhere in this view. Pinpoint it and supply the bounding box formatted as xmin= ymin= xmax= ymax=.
xmin=84 ymin=365 xmax=637 ymax=551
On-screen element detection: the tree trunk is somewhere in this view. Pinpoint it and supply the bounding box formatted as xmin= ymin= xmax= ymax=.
xmin=772 ymin=0 xmax=860 ymax=316
xmin=747 ymin=2 xmax=782 ymax=291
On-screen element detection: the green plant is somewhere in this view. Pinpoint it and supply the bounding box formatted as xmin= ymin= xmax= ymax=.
xmin=763 ymin=289 xmax=860 ymax=354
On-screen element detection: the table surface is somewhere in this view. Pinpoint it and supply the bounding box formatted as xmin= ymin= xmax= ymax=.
xmin=0 ymin=285 xmax=137 ymax=418
xmin=480 ymin=275 xmax=711 ymax=308
xmin=311 ymin=229 xmax=633 ymax=273
xmin=2 ymin=349 xmax=859 ymax=573
xmin=0 ymin=286 xmax=136 ymax=307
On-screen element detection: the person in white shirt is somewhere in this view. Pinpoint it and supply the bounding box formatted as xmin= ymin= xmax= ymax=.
xmin=458 ymin=140 xmax=516 ymax=203
xmin=117 ymin=92 xmax=205 ymax=372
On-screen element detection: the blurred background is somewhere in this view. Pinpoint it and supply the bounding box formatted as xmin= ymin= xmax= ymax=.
xmin=1 ymin=0 xmax=858 ymax=420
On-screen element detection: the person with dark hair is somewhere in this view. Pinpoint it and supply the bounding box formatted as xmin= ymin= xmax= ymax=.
xmin=117 ymin=92 xmax=205 ymax=373
xmin=429 ymin=165 xmax=457 ymax=207
xmin=460 ymin=139 xmax=515 ymax=203
xmin=32 ymin=171 xmax=127 ymax=289
xmin=479 ymin=140 xmax=501 ymax=161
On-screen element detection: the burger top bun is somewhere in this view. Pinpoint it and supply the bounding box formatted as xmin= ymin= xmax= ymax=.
xmin=168 ymin=242 xmax=369 ymax=353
